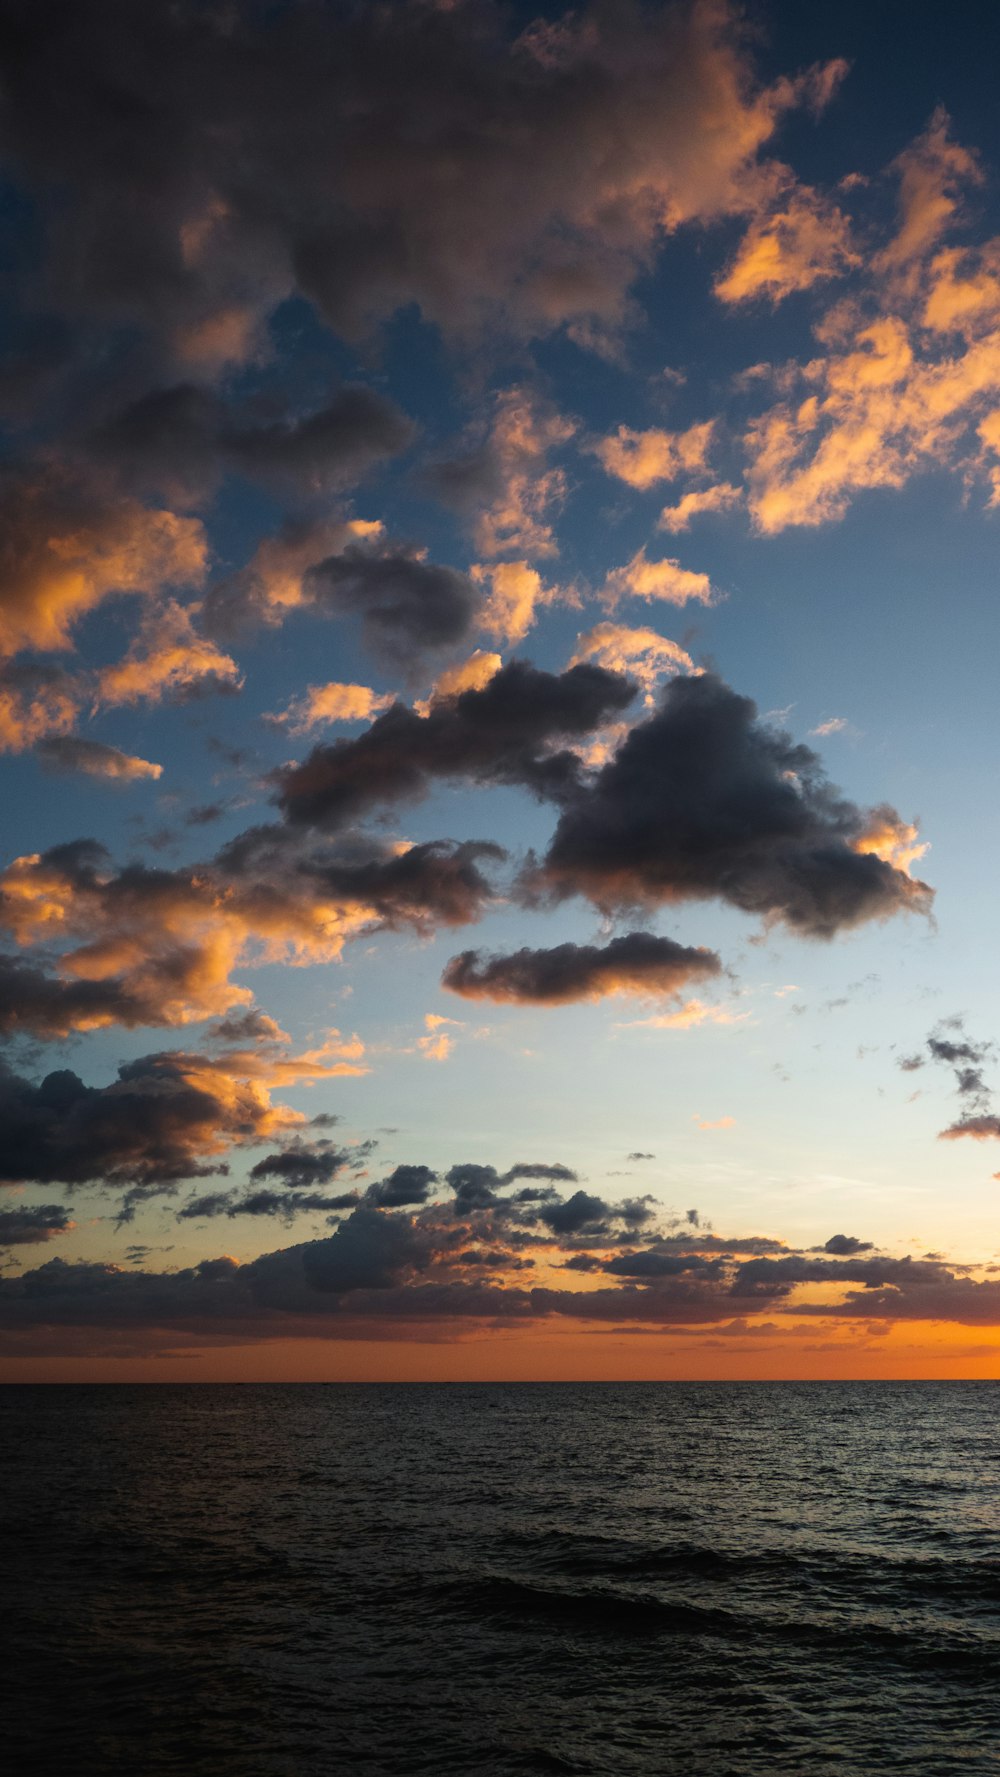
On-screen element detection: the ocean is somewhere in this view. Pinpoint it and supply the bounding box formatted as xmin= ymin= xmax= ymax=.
xmin=3 ymin=1382 xmax=999 ymax=1775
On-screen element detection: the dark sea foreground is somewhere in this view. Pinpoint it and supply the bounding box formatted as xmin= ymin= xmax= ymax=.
xmin=3 ymin=1384 xmax=999 ymax=1776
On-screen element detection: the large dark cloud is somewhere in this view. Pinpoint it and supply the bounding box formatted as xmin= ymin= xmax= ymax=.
xmin=0 ymin=0 xmax=802 ymax=367
xmin=442 ymin=930 xmax=722 ymax=1005
xmin=3 ymin=1208 xmax=998 ymax=1355
xmin=277 ymin=661 xmax=636 ymax=829
xmin=0 ymin=1050 xmax=284 ymax=1189
xmin=530 ymin=674 xmax=932 ymax=938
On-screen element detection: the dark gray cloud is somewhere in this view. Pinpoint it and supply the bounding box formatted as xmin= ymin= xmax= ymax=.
xmin=177 ymin=1186 xmax=360 ymax=1223
xmin=445 ymin=1160 xmax=579 ymax=1214
xmin=249 ymin=1140 xmax=355 ymax=1191
xmin=365 ymin=1164 xmax=438 ymax=1208
xmin=304 ymin=547 xmax=480 ymax=668
xmin=530 ymin=674 xmax=932 ymax=939
xmin=820 ymin=1233 xmax=874 ymax=1255
xmin=1 ymin=1212 xmax=997 ymax=1355
xmin=0 ymin=1049 xmax=281 ymax=1190
xmin=277 ymin=660 xmax=636 ymax=829
xmin=730 ymin=1253 xmax=953 ymax=1299
xmin=92 ymin=382 xmax=413 ymax=505
xmin=905 ymin=1020 xmax=1000 ymax=1140
xmin=0 ymin=1203 xmax=73 ymax=1245
xmin=441 ymin=930 xmax=722 ymax=1005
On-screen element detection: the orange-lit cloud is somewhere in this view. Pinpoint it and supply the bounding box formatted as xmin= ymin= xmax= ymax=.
xmin=658 ymin=482 xmax=743 ymax=532
xmin=853 ymin=808 xmax=929 ymax=878
xmin=621 ymin=999 xmax=748 ymax=1031
xmin=0 ymin=665 xmax=80 ymax=754
xmin=97 ymin=600 xmax=242 ymax=707
xmin=874 ymin=109 xmax=981 ymax=289
xmin=604 ymin=549 xmax=715 ymax=608
xmin=270 ymin=681 xmax=394 ymax=734
xmin=0 ymin=468 xmax=207 ymax=658
xmin=569 ymin=622 xmax=694 ymax=705
xmin=472 ymin=561 xmax=561 ymax=645
xmin=592 ymin=420 xmax=715 ymax=490
xmin=715 ymin=174 xmax=858 ymax=305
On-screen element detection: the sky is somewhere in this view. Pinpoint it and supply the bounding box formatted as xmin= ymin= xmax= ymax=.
xmin=2 ymin=0 xmax=1000 ymax=1380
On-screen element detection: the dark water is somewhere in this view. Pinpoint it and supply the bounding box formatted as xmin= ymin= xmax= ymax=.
xmin=3 ymin=1383 xmax=1000 ymax=1775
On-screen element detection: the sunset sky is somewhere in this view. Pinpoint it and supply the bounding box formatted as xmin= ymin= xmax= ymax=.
xmin=3 ymin=0 xmax=1000 ymax=1379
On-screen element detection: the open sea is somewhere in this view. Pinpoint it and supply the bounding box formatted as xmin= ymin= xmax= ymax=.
xmin=3 ymin=1382 xmax=999 ymax=1775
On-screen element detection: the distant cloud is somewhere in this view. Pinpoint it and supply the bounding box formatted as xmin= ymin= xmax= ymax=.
xmin=36 ymin=737 xmax=163 ymax=782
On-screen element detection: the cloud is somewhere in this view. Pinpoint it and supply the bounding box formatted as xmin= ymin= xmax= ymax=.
xmin=568 ymin=623 xmax=694 ymax=705
xmin=604 ymin=549 xmax=715 ymax=608
xmin=0 ymin=466 xmax=206 ymax=658
xmin=442 ymin=931 xmax=721 ymax=1007
xmin=0 ymin=1204 xmax=75 ymax=1246
xmin=821 ymin=1234 xmax=875 ymax=1255
xmin=267 ymin=683 xmax=394 ymax=735
xmin=741 ymin=121 xmax=1000 ymax=535
xmin=416 ymin=652 xmax=503 ymax=713
xmin=904 ymin=1020 xmax=1000 ymax=1139
xmin=276 ymin=660 xmax=636 ymax=830
xmin=714 ymin=174 xmax=858 ymax=305
xmin=621 ymin=999 xmax=746 ymax=1031
xmin=531 ymin=672 xmax=932 ymax=938
xmin=658 ymin=483 xmax=743 ymax=532
xmin=425 ymin=388 xmax=574 ymax=558
xmin=874 ymin=109 xmax=981 ymax=287
xmin=177 ymin=1186 xmax=361 ymax=1223
xmin=35 ymin=737 xmax=163 ymax=782
xmin=248 ymin=1140 xmax=356 ymax=1191
xmin=365 ymin=1165 xmax=438 ymax=1209
xmin=93 ymin=381 xmax=413 ymax=505
xmin=97 ymin=601 xmax=242 ymax=707
xmin=592 ymin=421 xmax=715 ymax=490
xmin=0 ymin=1 xmax=845 ymax=367
xmin=0 ymin=831 xmax=499 ymax=1036
xmin=3 ymin=1200 xmax=998 ymax=1351
xmin=0 ymin=1048 xmax=310 ymax=1194
xmin=304 ymin=543 xmax=482 ymax=669
xmin=472 ymin=562 xmax=560 ymax=647
xmin=0 ymin=663 xmax=80 ymax=754
xmin=205 ymin=517 xmax=382 ymax=633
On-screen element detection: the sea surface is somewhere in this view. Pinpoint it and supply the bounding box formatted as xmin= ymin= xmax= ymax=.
xmin=3 ymin=1382 xmax=999 ymax=1775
